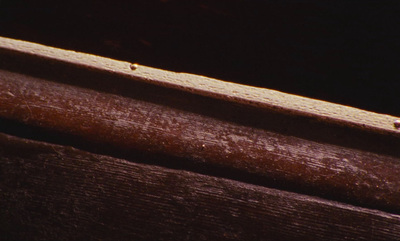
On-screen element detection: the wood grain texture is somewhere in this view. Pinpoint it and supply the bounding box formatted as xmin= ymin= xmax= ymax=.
xmin=1 ymin=133 xmax=400 ymax=241
xmin=1 ymin=69 xmax=400 ymax=214
xmin=2 ymin=37 xmax=400 ymax=239
xmin=1 ymin=36 xmax=399 ymax=136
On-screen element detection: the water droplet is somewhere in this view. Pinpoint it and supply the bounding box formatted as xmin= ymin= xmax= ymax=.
xmin=130 ymin=63 xmax=138 ymax=70
xmin=394 ymin=120 xmax=400 ymax=129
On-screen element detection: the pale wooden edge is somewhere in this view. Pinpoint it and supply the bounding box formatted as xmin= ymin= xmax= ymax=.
xmin=1 ymin=36 xmax=399 ymax=136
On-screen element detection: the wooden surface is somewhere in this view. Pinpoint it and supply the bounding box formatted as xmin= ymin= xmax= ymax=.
xmin=1 ymin=133 xmax=400 ymax=241
xmin=1 ymin=37 xmax=400 ymax=240
xmin=1 ymin=36 xmax=399 ymax=136
xmin=0 ymin=67 xmax=400 ymax=214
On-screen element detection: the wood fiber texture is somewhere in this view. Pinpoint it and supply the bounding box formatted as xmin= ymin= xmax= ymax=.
xmin=0 ymin=36 xmax=399 ymax=136
xmin=1 ymin=133 xmax=400 ymax=241
xmin=1 ymin=69 xmax=400 ymax=214
xmin=1 ymin=36 xmax=400 ymax=240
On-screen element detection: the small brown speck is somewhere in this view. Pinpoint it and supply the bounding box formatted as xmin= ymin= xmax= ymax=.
xmin=130 ymin=63 xmax=138 ymax=70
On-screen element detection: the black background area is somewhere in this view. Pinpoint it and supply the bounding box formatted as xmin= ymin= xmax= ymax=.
xmin=0 ymin=0 xmax=399 ymax=116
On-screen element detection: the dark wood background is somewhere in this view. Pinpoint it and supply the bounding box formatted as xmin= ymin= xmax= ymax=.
xmin=1 ymin=0 xmax=399 ymax=116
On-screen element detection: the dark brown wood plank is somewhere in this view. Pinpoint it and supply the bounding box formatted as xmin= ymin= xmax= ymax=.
xmin=1 ymin=69 xmax=400 ymax=215
xmin=1 ymin=133 xmax=400 ymax=241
